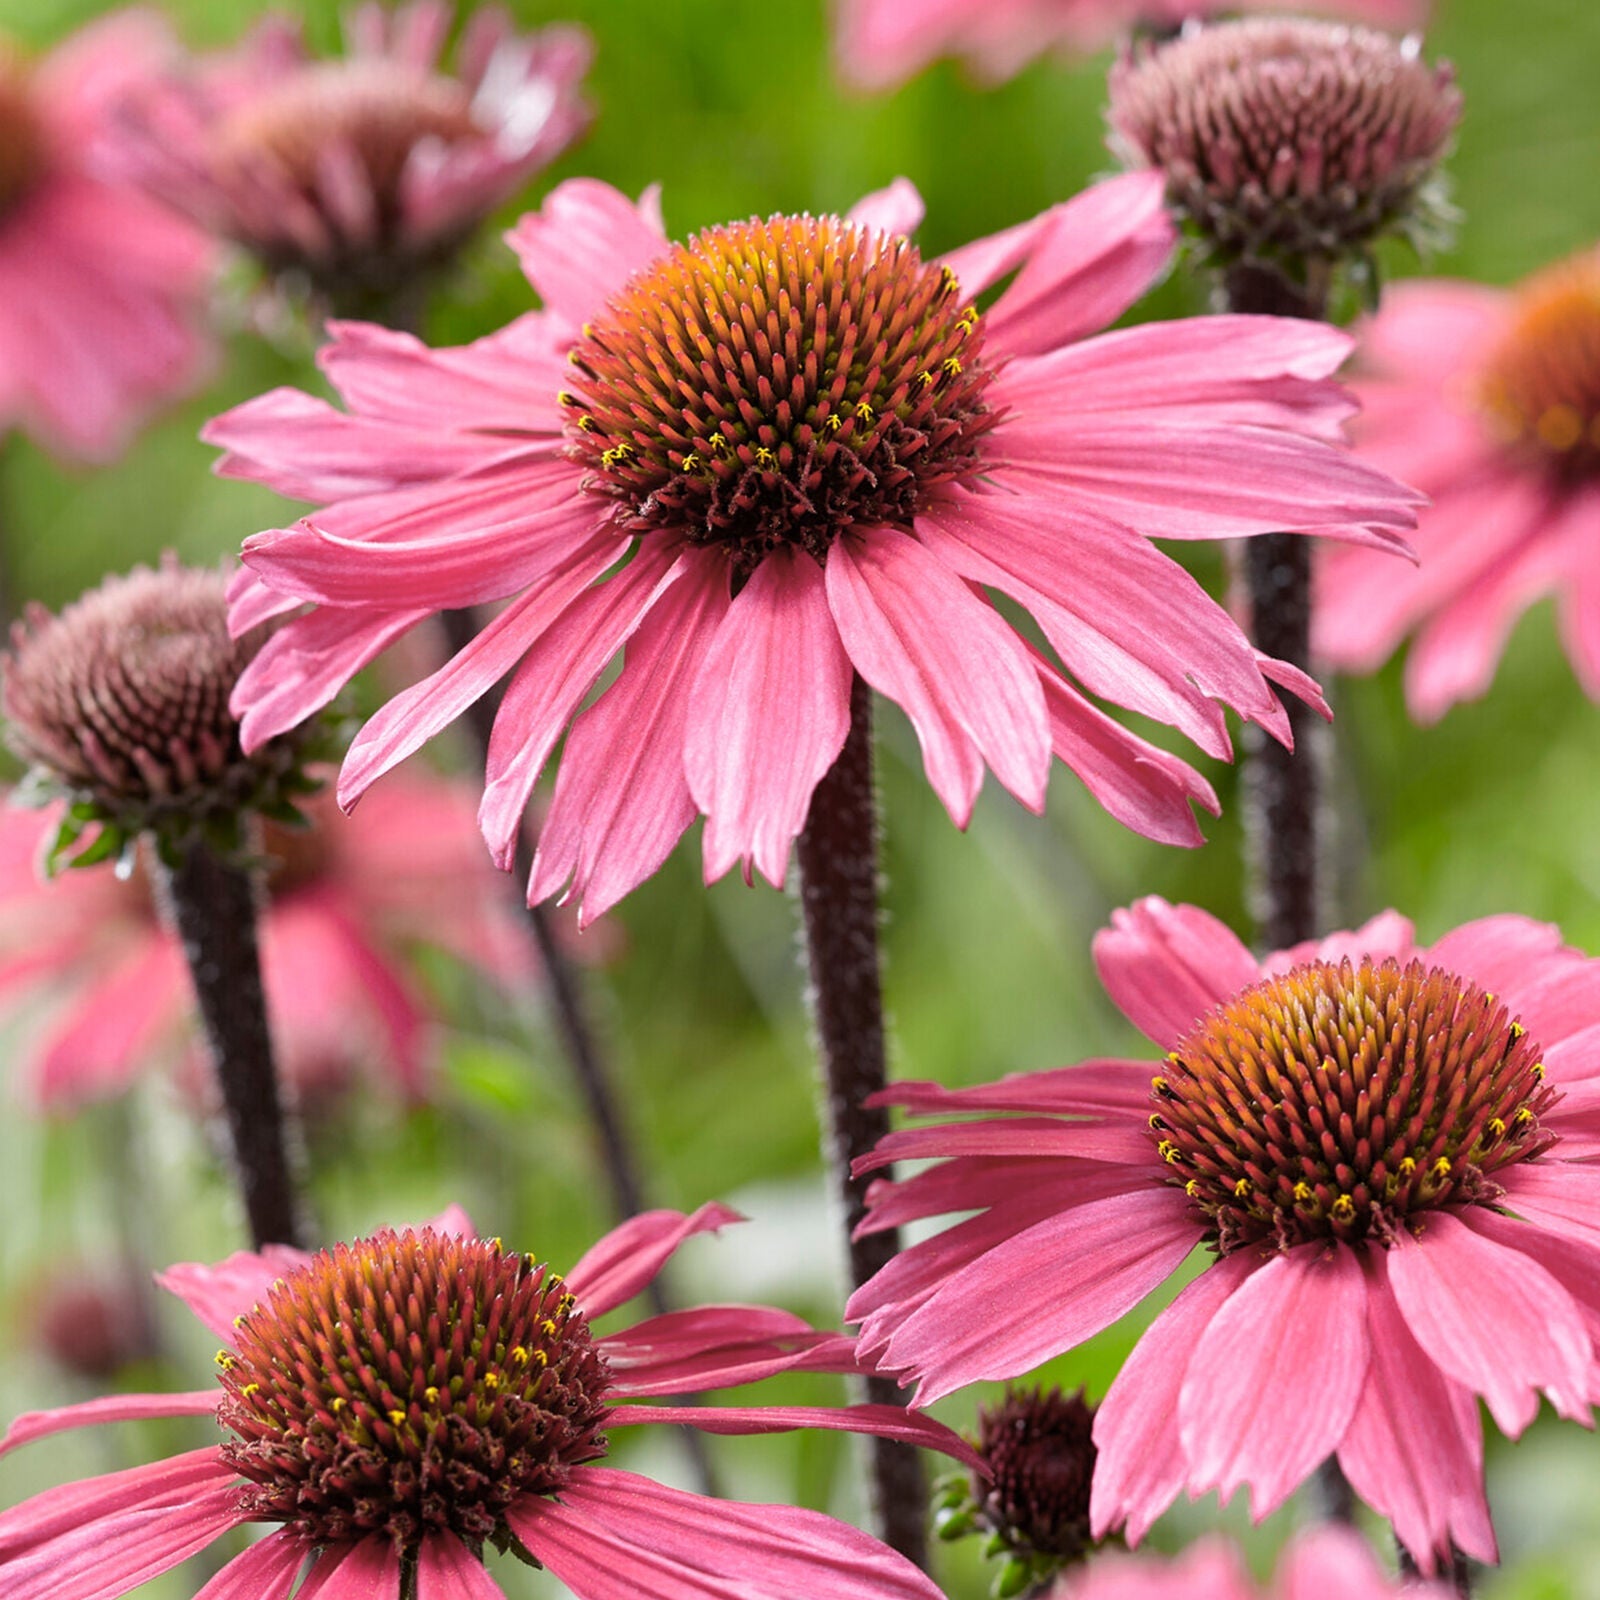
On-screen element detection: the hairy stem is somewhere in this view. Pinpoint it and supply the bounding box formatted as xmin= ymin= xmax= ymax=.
xmin=158 ymin=835 xmax=304 ymax=1249
xmin=797 ymin=675 xmax=929 ymax=1570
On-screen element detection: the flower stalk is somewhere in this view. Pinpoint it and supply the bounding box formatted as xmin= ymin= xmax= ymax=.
xmin=797 ymin=673 xmax=928 ymax=1570
xmin=157 ymin=831 xmax=304 ymax=1249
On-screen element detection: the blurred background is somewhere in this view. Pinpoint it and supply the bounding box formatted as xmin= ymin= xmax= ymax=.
xmin=1 ymin=0 xmax=1598 ymax=1594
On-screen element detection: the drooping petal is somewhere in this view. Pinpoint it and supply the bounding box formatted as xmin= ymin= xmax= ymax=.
xmin=684 ymin=547 xmax=852 ymax=889
xmin=1092 ymin=897 xmax=1260 ymax=1049
xmin=155 ymin=1243 xmax=314 ymax=1340
xmin=1385 ymin=1212 xmax=1592 ymax=1434
xmin=1090 ymin=1252 xmax=1255 ymax=1544
xmin=416 ymin=1531 xmax=506 ymax=1599
xmin=509 ymin=1468 xmax=946 ymax=1600
xmin=310 ymin=1535 xmax=403 ymax=1599
xmin=1180 ymin=1243 xmax=1370 ymax=1520
xmin=601 ymin=1304 xmax=845 ymax=1396
xmin=1496 ymin=1163 xmax=1600 ymax=1255
xmin=566 ymin=1203 xmax=744 ymax=1319
xmin=825 ymin=527 xmax=1050 ymax=826
xmin=876 ymin=1057 xmax=1154 ymax=1118
xmin=0 ymin=1391 xmax=218 ymax=1457
xmin=193 ymin=1533 xmax=315 ymax=1600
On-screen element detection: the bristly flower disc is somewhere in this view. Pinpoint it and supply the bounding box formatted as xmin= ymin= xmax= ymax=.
xmin=565 ymin=214 xmax=997 ymax=574
xmin=218 ymin=1228 xmax=611 ymax=1550
xmin=1153 ymin=957 xmax=1556 ymax=1254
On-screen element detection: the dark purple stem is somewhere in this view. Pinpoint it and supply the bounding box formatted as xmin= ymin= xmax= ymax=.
xmin=158 ymin=836 xmax=305 ymax=1249
xmin=1399 ymin=1540 xmax=1473 ymax=1597
xmin=796 ymin=674 xmax=929 ymax=1571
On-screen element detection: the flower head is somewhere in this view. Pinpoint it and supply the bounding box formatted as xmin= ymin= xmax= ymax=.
xmin=0 ymin=773 xmax=532 ymax=1109
xmin=1316 ymin=246 xmax=1600 ymax=718
xmin=0 ymin=15 xmax=213 ymax=460
xmin=0 ymin=1205 xmax=973 ymax=1599
xmin=1108 ymin=19 xmax=1460 ymax=278
xmin=211 ymin=173 xmax=1421 ymax=924
xmin=835 ymin=0 xmax=1433 ymax=93
xmin=119 ymin=2 xmax=591 ymax=315
xmin=849 ymin=898 xmax=1600 ymax=1570
xmin=24 ymin=1261 xmax=159 ymax=1382
xmin=2 ymin=559 xmax=317 ymax=870
xmin=1048 ymin=1526 xmax=1452 ymax=1600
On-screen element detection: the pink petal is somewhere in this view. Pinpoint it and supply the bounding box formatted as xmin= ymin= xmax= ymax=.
xmin=873 ymin=1184 xmax=1197 ymax=1403
xmin=1 ymin=1391 xmax=218 ymax=1457
xmin=1038 ymin=665 xmax=1219 ymax=847
xmin=1360 ymin=280 xmax=1510 ymax=384
xmin=529 ymin=551 xmax=731 ymax=924
xmin=1092 ymin=897 xmax=1259 ymax=1050
xmin=825 ymin=527 xmax=1050 ymax=825
xmin=856 ymin=1115 xmax=1156 ymax=1173
xmin=607 ymin=1403 xmax=982 ymax=1470
xmin=566 ymin=1203 xmax=745 ymax=1319
xmin=1336 ymin=1250 xmax=1496 ymax=1572
xmin=505 ymin=178 xmax=669 ymax=327
xmin=194 ymin=1534 xmax=314 ymax=1600
xmin=1091 ymin=1253 xmax=1256 ymax=1544
xmin=1386 ymin=1211 xmax=1592 ymax=1434
xmin=510 ymin=1468 xmax=945 ymax=1600
xmin=416 ymin=1531 xmax=505 ymax=1598
xmin=1496 ymin=1163 xmax=1600 ymax=1254
xmin=478 ymin=538 xmax=685 ymax=868
xmin=1265 ymin=909 xmax=1419 ymax=974
xmin=601 ymin=1304 xmax=843 ymax=1396
xmin=878 ymin=1058 xmax=1154 ymax=1118
xmin=310 ymin=1535 xmax=403 ymax=1599
xmin=1279 ymin=1525 xmax=1422 ymax=1600
xmin=684 ymin=547 xmax=852 ymax=889
xmin=155 ymin=1243 xmax=314 ymax=1340
xmin=1180 ymin=1243 xmax=1370 ymax=1519
xmin=336 ymin=538 xmax=620 ymax=803
xmin=847 ymin=177 xmax=925 ymax=238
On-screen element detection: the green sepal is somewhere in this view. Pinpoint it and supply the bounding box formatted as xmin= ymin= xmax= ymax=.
xmin=994 ymin=1557 xmax=1034 ymax=1599
xmin=934 ymin=1507 xmax=976 ymax=1541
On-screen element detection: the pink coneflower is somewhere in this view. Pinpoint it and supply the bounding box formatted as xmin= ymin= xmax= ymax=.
xmin=0 ymin=774 xmax=531 ymax=1109
xmin=834 ymin=0 xmax=1432 ymax=93
xmin=1317 ymin=247 xmax=1600 ymax=719
xmin=0 ymin=12 xmax=213 ymax=461
xmin=211 ymin=172 xmax=1421 ymax=923
xmin=117 ymin=0 xmax=591 ymax=316
xmin=1048 ymin=1526 xmax=1451 ymax=1599
xmin=849 ymin=896 xmax=1600 ymax=1571
xmin=0 ymin=1206 xmax=973 ymax=1599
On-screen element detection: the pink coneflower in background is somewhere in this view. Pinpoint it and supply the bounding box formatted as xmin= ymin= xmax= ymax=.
xmin=116 ymin=0 xmax=591 ymax=316
xmin=849 ymin=896 xmax=1600 ymax=1571
xmin=0 ymin=12 xmax=213 ymax=461
xmin=0 ymin=774 xmax=532 ymax=1109
xmin=210 ymin=171 xmax=1421 ymax=923
xmin=834 ymin=0 xmax=1432 ymax=93
xmin=1317 ymin=247 xmax=1600 ymax=719
xmin=0 ymin=1206 xmax=974 ymax=1599
xmin=1048 ymin=1526 xmax=1451 ymax=1599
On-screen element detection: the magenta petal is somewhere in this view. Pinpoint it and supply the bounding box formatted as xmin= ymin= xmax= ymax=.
xmin=1090 ymin=1252 xmax=1254 ymax=1544
xmin=1279 ymin=1525 xmax=1419 ymax=1600
xmin=310 ymin=1534 xmax=403 ymax=1599
xmin=1 ymin=1390 xmax=218 ymax=1457
xmin=416 ymin=1531 xmax=505 ymax=1598
xmin=874 ymin=1184 xmax=1196 ymax=1403
xmin=510 ymin=1467 xmax=945 ymax=1600
xmin=566 ymin=1203 xmax=744 ymax=1319
xmin=529 ymin=551 xmax=731 ymax=923
xmin=1336 ymin=1252 xmax=1496 ymax=1572
xmin=1093 ymin=897 xmax=1260 ymax=1049
xmin=601 ymin=1304 xmax=843 ymax=1396
xmin=684 ymin=547 xmax=852 ymax=889
xmin=155 ymin=1243 xmax=313 ymax=1340
xmin=606 ymin=1403 xmax=982 ymax=1470
xmin=826 ymin=527 xmax=1050 ymax=825
xmin=878 ymin=1058 xmax=1154 ymax=1117
xmin=1496 ymin=1162 xmax=1600 ymax=1256
xmin=847 ymin=177 xmax=925 ymax=238
xmin=193 ymin=1533 xmax=313 ymax=1600
xmin=1180 ymin=1243 xmax=1370 ymax=1519
xmin=1386 ymin=1211 xmax=1592 ymax=1434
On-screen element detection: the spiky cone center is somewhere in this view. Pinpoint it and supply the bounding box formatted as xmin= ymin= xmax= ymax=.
xmin=1150 ymin=958 xmax=1557 ymax=1255
xmin=217 ymin=1228 xmax=611 ymax=1550
xmin=562 ymin=214 xmax=998 ymax=575
xmin=0 ymin=41 xmax=47 ymax=217
xmin=212 ymin=61 xmax=481 ymax=214
xmin=1477 ymin=253 xmax=1600 ymax=481
xmin=971 ymin=1386 xmax=1095 ymax=1566
xmin=1 ymin=562 xmax=314 ymax=861
xmin=1108 ymin=19 xmax=1460 ymax=266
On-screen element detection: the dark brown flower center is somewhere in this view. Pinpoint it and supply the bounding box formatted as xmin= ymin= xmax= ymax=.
xmin=562 ymin=214 xmax=998 ymax=574
xmin=1478 ymin=255 xmax=1600 ymax=482
xmin=1151 ymin=958 xmax=1556 ymax=1255
xmin=972 ymin=1386 xmax=1095 ymax=1565
xmin=0 ymin=45 xmax=47 ymax=217
xmin=1108 ymin=19 xmax=1460 ymax=264
xmin=212 ymin=62 xmax=481 ymax=213
xmin=217 ymin=1229 xmax=611 ymax=1550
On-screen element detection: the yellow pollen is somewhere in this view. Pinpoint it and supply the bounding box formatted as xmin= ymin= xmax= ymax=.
xmin=558 ymin=391 xmax=579 ymax=407
xmin=824 ymin=414 xmax=842 ymax=433
xmin=331 ymin=1396 xmax=347 ymax=1413
xmin=576 ymin=414 xmax=598 ymax=432
xmin=1151 ymin=1076 xmax=1171 ymax=1096
xmin=1398 ymin=1156 xmax=1417 ymax=1177
xmin=680 ymin=452 xmax=701 ymax=472
xmin=957 ymin=307 xmax=979 ymax=333
xmin=1148 ymin=1114 xmax=1168 ymax=1131
xmin=854 ymin=400 xmax=875 ymax=422
xmin=540 ymin=1319 xmax=559 ymax=1336
xmin=1293 ymin=1182 xmax=1315 ymax=1204
xmin=1515 ymin=1106 xmax=1536 ymax=1128
xmin=916 ymin=370 xmax=935 ymax=389
xmin=241 ymin=1382 xmax=261 ymax=1399
xmin=754 ymin=446 xmax=776 ymax=467
xmin=510 ymin=1347 xmax=531 ymax=1367
xmin=533 ymin=1349 xmax=549 ymax=1367
xmin=1488 ymin=1117 xmax=1507 ymax=1139
xmin=1331 ymin=1195 xmax=1357 ymax=1223
xmin=941 ymin=356 xmax=964 ymax=378
xmin=1233 ymin=1178 xmax=1252 ymax=1199
xmin=709 ymin=431 xmax=729 ymax=453
xmin=425 ymin=1386 xmax=440 ymax=1404
xmin=215 ymin=1351 xmax=234 ymax=1368
xmin=1158 ymin=1140 xmax=1183 ymax=1164
xmin=1511 ymin=1021 xmax=1527 ymax=1039
xmin=483 ymin=1372 xmax=501 ymax=1391
xmin=1185 ymin=1179 xmax=1202 ymax=1197
xmin=1533 ymin=1062 xmax=1546 ymax=1080
xmin=388 ymin=1409 xmax=407 ymax=1426
xmin=1432 ymin=1158 xmax=1452 ymax=1179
